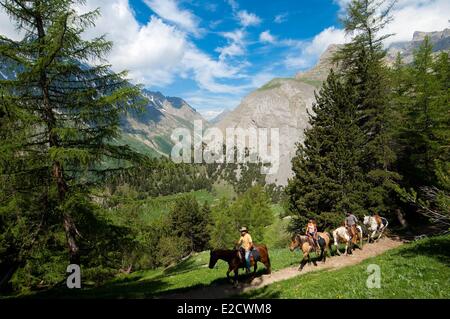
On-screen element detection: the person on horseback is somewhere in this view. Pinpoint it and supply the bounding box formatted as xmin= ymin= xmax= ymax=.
xmin=345 ymin=211 xmax=358 ymax=241
xmin=237 ymin=226 xmax=253 ymax=273
xmin=305 ymin=219 xmax=319 ymax=253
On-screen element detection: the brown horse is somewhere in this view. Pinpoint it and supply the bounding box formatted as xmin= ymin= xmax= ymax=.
xmin=209 ymin=244 xmax=271 ymax=285
xmin=289 ymin=232 xmax=331 ymax=271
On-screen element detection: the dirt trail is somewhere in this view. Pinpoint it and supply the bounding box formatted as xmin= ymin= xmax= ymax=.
xmin=160 ymin=237 xmax=403 ymax=299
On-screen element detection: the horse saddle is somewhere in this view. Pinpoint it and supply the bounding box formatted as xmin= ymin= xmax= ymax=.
xmin=239 ymin=248 xmax=260 ymax=263
xmin=317 ymin=235 xmax=325 ymax=247
xmin=251 ymin=248 xmax=260 ymax=261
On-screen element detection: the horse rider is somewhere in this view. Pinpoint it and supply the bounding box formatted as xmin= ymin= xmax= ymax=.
xmin=344 ymin=211 xmax=358 ymax=241
xmin=305 ymin=219 xmax=319 ymax=253
xmin=237 ymin=226 xmax=253 ymax=273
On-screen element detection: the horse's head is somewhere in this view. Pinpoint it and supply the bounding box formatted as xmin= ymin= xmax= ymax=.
xmin=209 ymin=250 xmax=218 ymax=269
xmin=363 ymin=216 xmax=370 ymax=225
xmin=289 ymin=234 xmax=300 ymax=252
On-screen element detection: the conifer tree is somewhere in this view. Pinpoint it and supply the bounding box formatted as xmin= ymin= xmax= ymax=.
xmin=287 ymin=71 xmax=367 ymax=229
xmin=0 ymin=0 xmax=145 ymax=283
xmin=334 ymin=0 xmax=400 ymax=213
xmin=168 ymin=195 xmax=211 ymax=253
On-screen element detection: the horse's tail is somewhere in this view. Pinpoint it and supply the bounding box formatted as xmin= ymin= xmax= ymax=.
xmin=381 ymin=217 xmax=389 ymax=229
xmin=258 ymin=244 xmax=271 ymax=273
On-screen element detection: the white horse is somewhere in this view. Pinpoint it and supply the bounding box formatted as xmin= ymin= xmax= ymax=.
xmin=332 ymin=225 xmax=363 ymax=255
xmin=333 ymin=226 xmax=350 ymax=255
xmin=363 ymin=215 xmax=388 ymax=242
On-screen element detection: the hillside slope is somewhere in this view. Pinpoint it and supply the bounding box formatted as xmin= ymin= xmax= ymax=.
xmin=121 ymin=89 xmax=207 ymax=156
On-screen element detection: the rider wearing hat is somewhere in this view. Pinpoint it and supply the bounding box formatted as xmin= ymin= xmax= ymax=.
xmin=237 ymin=226 xmax=253 ymax=273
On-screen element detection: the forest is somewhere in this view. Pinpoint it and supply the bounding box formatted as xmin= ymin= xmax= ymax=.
xmin=0 ymin=0 xmax=448 ymax=296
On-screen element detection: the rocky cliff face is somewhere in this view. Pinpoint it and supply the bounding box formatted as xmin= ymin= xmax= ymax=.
xmin=217 ymin=78 xmax=317 ymax=185
xmin=295 ymin=44 xmax=341 ymax=83
xmin=216 ymin=29 xmax=450 ymax=185
xmin=386 ymin=28 xmax=450 ymax=64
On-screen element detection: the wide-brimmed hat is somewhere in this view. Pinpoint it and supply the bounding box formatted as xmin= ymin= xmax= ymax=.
xmin=240 ymin=226 xmax=248 ymax=232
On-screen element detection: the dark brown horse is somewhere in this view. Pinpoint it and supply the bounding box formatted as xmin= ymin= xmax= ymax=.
xmin=209 ymin=244 xmax=271 ymax=285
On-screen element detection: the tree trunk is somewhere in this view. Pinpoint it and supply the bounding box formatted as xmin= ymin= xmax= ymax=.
xmin=35 ymin=10 xmax=80 ymax=266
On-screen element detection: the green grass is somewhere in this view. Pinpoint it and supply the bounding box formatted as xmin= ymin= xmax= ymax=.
xmin=117 ymin=133 xmax=162 ymax=158
xmin=241 ymin=234 xmax=450 ymax=299
xmin=257 ymin=77 xmax=323 ymax=92
xmin=211 ymin=181 xmax=237 ymax=201
xmin=22 ymin=248 xmax=301 ymax=299
xmin=296 ymin=78 xmax=323 ymax=88
xmin=110 ymin=189 xmax=216 ymax=225
xmin=153 ymin=135 xmax=173 ymax=155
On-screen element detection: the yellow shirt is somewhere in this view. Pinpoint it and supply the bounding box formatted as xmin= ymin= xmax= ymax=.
xmin=238 ymin=233 xmax=253 ymax=251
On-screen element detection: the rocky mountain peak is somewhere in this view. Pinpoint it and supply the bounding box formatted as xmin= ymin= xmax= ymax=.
xmin=412 ymin=28 xmax=450 ymax=42
xmin=295 ymin=44 xmax=342 ymax=83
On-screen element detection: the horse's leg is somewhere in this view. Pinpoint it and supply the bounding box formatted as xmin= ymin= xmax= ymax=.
xmin=371 ymin=230 xmax=377 ymax=243
xmin=226 ymin=267 xmax=231 ymax=282
xmin=264 ymin=256 xmax=271 ymax=274
xmin=233 ymin=269 xmax=239 ymax=287
xmin=333 ymin=233 xmax=341 ymax=256
xmin=376 ymin=228 xmax=384 ymax=241
xmin=320 ymin=246 xmax=326 ymax=262
xmin=299 ymin=257 xmax=307 ymax=271
xmin=335 ymin=241 xmax=341 ymax=256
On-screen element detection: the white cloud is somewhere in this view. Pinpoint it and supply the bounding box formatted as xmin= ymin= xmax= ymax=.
xmin=259 ymin=30 xmax=276 ymax=43
xmin=285 ymin=27 xmax=347 ymax=69
xmin=216 ymin=29 xmax=247 ymax=59
xmin=237 ymin=10 xmax=262 ymax=27
xmin=182 ymin=46 xmax=244 ymax=94
xmin=334 ymin=0 xmax=450 ymax=44
xmin=111 ymin=16 xmax=187 ymax=86
xmin=383 ymin=0 xmax=450 ymax=44
xmin=274 ymin=13 xmax=288 ymax=24
xmin=143 ymin=0 xmax=200 ymax=35
xmin=183 ymin=92 xmax=241 ymax=117
xmin=73 ymin=0 xmax=245 ymax=93
xmin=226 ymin=0 xmax=239 ymax=12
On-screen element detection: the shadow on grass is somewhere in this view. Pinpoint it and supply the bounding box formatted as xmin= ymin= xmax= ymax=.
xmin=392 ymin=235 xmax=450 ymax=266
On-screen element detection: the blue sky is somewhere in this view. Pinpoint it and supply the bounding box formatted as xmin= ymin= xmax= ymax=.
xmin=120 ymin=0 xmax=346 ymax=118
xmin=130 ymin=0 xmax=340 ymax=116
xmin=1 ymin=0 xmax=448 ymax=119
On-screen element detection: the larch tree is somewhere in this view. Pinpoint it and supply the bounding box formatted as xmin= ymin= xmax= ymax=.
xmin=0 ymin=0 xmax=145 ymax=288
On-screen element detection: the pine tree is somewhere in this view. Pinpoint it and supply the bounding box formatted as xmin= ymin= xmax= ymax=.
xmin=334 ymin=0 xmax=400 ymax=213
xmin=287 ymin=71 xmax=367 ymax=229
xmin=168 ymin=195 xmax=211 ymax=253
xmin=0 ymin=0 xmax=145 ymax=286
